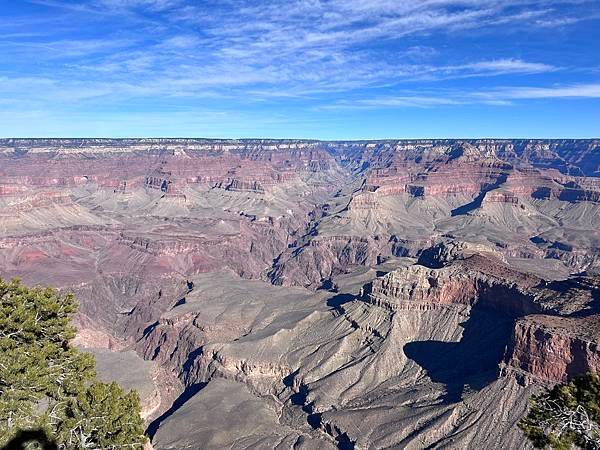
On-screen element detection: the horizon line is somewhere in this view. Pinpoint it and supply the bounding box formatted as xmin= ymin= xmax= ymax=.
xmin=1 ymin=137 xmax=599 ymax=142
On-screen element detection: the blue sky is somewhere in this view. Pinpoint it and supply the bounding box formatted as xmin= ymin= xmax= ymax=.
xmin=1 ymin=0 xmax=599 ymax=138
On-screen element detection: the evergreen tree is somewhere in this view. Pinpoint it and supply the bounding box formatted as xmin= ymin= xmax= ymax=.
xmin=0 ymin=278 xmax=147 ymax=449
xmin=519 ymin=373 xmax=600 ymax=449
xmin=56 ymin=382 xmax=146 ymax=449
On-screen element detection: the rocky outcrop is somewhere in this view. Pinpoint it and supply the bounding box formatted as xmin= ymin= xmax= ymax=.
xmin=268 ymin=235 xmax=390 ymax=287
xmin=417 ymin=240 xmax=507 ymax=268
xmin=503 ymin=315 xmax=600 ymax=384
xmin=366 ymin=256 xmax=542 ymax=315
xmin=365 ymin=254 xmax=600 ymax=386
xmin=211 ymin=178 xmax=265 ymax=193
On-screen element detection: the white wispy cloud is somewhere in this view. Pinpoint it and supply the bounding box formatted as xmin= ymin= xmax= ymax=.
xmin=3 ymin=0 xmax=597 ymax=110
xmin=0 ymin=38 xmax=136 ymax=59
xmin=458 ymin=59 xmax=556 ymax=74
xmin=97 ymin=0 xmax=181 ymax=11
xmin=326 ymin=82 xmax=600 ymax=110
xmin=485 ymin=83 xmax=600 ymax=99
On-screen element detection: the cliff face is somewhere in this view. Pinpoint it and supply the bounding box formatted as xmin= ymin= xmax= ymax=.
xmin=366 ymin=248 xmax=600 ymax=385
xmin=0 ymin=138 xmax=598 ymax=449
xmin=325 ymin=139 xmax=599 ymax=177
xmin=504 ymin=315 xmax=600 ymax=384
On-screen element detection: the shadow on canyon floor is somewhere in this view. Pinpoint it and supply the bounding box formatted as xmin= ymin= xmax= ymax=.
xmin=404 ymin=304 xmax=514 ymax=403
xmin=146 ymin=382 xmax=208 ymax=439
xmin=326 ymin=293 xmax=355 ymax=310
xmin=450 ymin=174 xmax=508 ymax=217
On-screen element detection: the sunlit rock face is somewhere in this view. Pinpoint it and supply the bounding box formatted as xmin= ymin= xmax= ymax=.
xmin=0 ymin=138 xmax=598 ymax=449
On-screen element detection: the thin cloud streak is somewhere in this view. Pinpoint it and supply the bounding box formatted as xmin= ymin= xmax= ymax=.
xmin=323 ymin=83 xmax=600 ymax=109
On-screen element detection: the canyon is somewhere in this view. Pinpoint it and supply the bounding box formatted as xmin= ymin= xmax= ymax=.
xmin=0 ymin=138 xmax=598 ymax=449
